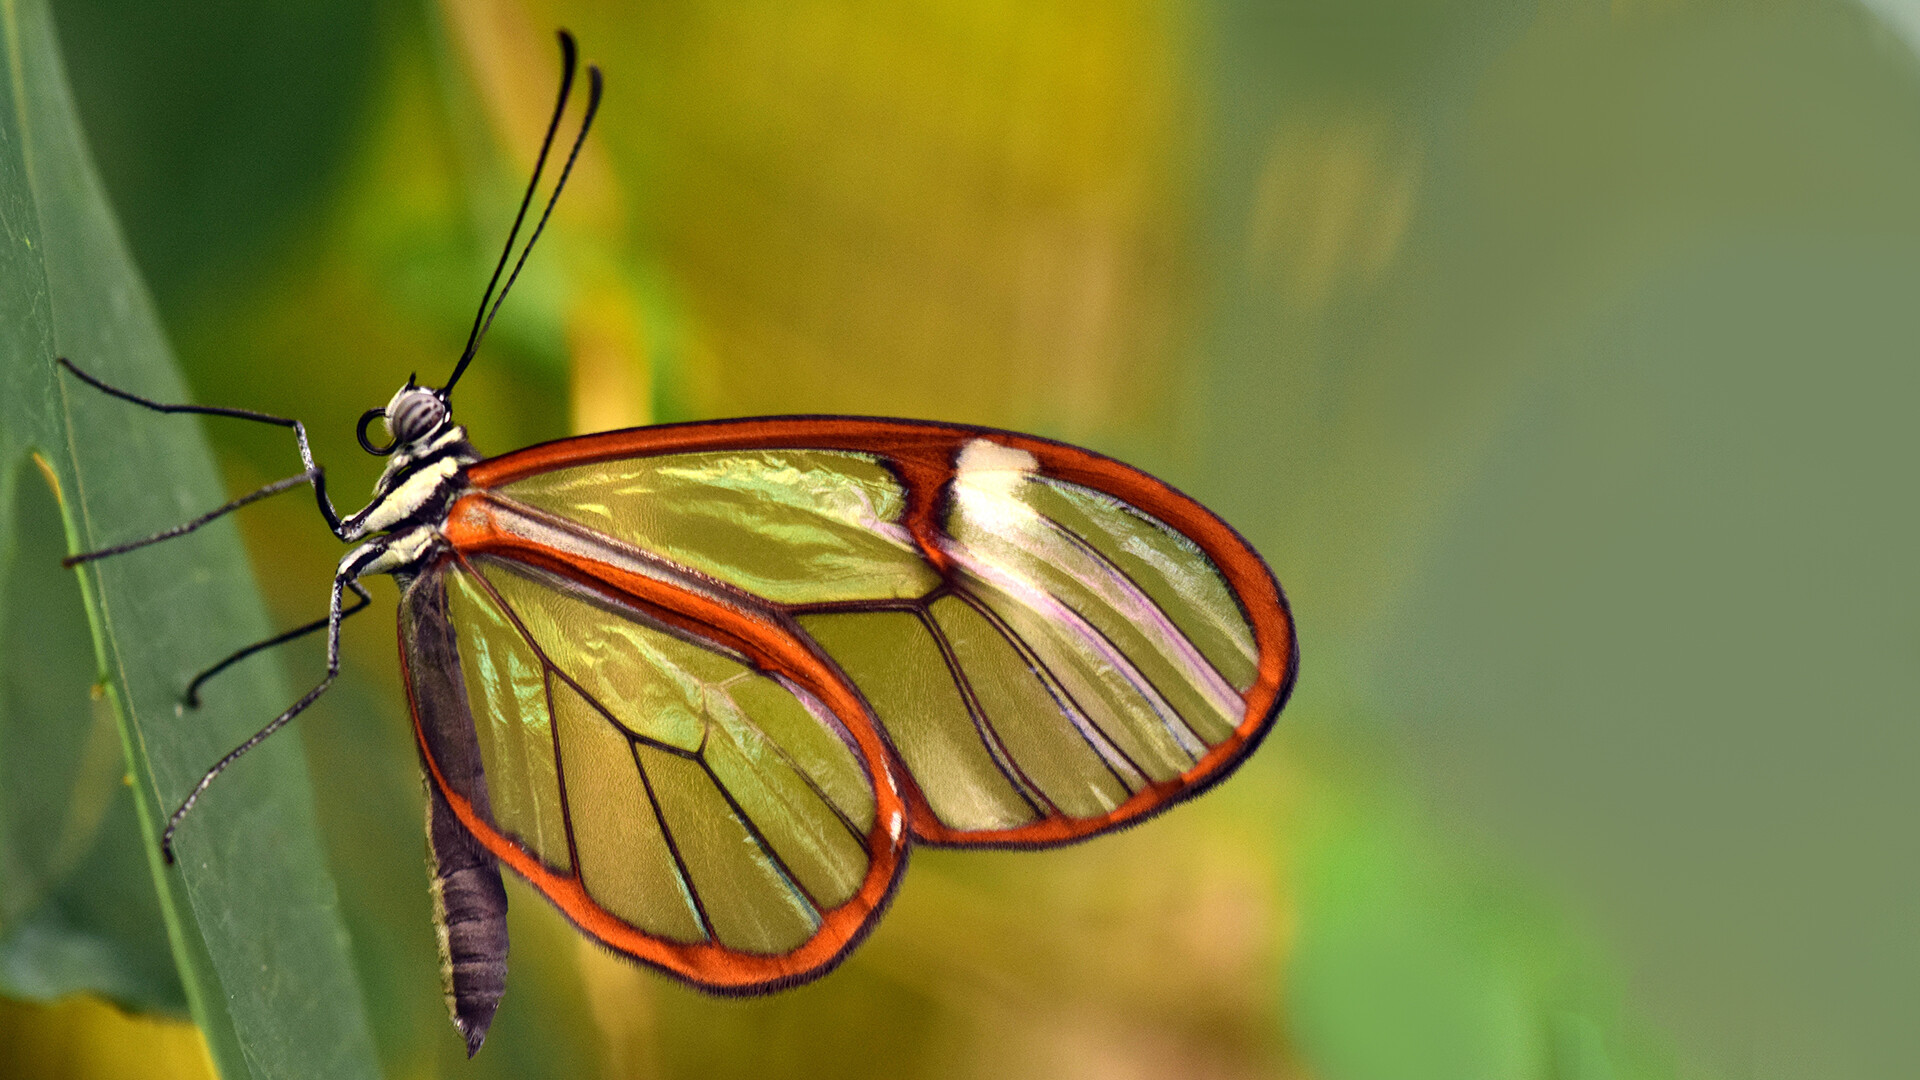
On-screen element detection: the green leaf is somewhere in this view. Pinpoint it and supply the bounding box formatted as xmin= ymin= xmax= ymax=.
xmin=0 ymin=1 xmax=379 ymax=1077
xmin=0 ymin=452 xmax=185 ymax=1014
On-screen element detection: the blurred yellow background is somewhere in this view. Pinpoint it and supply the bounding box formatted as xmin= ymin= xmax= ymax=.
xmin=5 ymin=0 xmax=1917 ymax=1078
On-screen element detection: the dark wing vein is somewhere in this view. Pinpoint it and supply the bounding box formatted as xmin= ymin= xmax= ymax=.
xmin=1028 ymin=497 xmax=1241 ymax=708
xmin=543 ymin=667 xmax=586 ymax=878
xmin=953 ymin=589 xmax=1146 ymax=793
xmin=783 ymin=597 xmax=932 ymax=616
xmin=629 ymin=738 xmax=715 ymax=941
xmin=1061 ymin=605 xmax=1206 ymax=764
xmin=748 ymin=678 xmax=870 ymax=844
xmin=915 ymin=608 xmax=1052 ymax=818
xmin=694 ymin=753 xmax=823 ymax=914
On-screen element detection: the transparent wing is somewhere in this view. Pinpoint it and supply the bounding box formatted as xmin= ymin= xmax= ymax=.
xmin=400 ymin=553 xmax=907 ymax=990
xmin=463 ymin=417 xmax=1295 ymax=849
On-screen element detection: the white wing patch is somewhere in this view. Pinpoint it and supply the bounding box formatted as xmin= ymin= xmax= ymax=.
xmin=951 ymin=439 xmax=1039 ymax=533
xmin=954 ymin=438 xmax=1037 ymax=491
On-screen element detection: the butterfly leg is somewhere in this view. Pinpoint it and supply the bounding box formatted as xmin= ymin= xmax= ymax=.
xmin=181 ymin=584 xmax=373 ymax=708
xmin=158 ymin=538 xmax=393 ymax=863
xmin=56 ymin=357 xmax=351 ymax=544
xmin=63 ymin=469 xmax=319 ymax=567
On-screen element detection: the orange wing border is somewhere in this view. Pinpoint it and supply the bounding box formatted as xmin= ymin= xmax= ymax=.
xmin=399 ymin=547 xmax=912 ymax=994
xmin=461 ymin=416 xmax=1299 ymax=850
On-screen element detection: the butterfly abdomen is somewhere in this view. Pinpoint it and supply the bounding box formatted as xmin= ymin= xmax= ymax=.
xmin=403 ymin=567 xmax=514 ymax=1054
xmin=427 ymin=778 xmax=509 ymax=1058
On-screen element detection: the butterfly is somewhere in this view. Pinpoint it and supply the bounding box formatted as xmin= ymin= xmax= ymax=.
xmin=60 ymin=31 xmax=1296 ymax=1057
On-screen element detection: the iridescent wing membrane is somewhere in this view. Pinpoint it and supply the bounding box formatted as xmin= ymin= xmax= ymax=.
xmin=400 ymin=417 xmax=1296 ymax=990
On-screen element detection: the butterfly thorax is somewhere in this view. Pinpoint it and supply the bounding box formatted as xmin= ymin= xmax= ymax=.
xmin=370 ymin=427 xmax=479 ymax=530
xmin=336 ymin=387 xmax=482 ymax=586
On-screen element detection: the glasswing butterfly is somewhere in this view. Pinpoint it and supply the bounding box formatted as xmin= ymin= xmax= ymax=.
xmin=59 ymin=31 xmax=1297 ymax=1056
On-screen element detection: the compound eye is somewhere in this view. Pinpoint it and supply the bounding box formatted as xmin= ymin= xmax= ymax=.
xmin=389 ymin=391 xmax=447 ymax=445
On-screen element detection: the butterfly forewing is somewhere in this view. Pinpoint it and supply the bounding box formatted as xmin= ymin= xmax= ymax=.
xmin=440 ymin=419 xmax=1294 ymax=880
xmin=501 ymin=448 xmax=941 ymax=603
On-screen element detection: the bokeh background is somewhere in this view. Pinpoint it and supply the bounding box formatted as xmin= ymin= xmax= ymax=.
xmin=3 ymin=0 xmax=1916 ymax=1078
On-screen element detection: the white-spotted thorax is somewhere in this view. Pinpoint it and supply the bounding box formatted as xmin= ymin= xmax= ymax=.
xmin=339 ymin=384 xmax=482 ymax=583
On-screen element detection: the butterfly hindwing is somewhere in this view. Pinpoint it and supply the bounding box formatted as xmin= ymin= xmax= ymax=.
xmin=400 ymin=547 xmax=910 ymax=992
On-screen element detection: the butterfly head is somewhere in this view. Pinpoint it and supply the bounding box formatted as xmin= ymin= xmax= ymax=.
xmin=351 ymin=29 xmax=600 ymax=471
xmin=357 ymin=377 xmax=451 ymax=456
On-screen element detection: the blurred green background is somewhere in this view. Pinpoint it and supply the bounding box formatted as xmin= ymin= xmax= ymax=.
xmin=3 ymin=0 xmax=1916 ymax=1077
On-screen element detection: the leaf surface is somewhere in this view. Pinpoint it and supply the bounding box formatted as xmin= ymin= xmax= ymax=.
xmin=0 ymin=1 xmax=379 ymax=1077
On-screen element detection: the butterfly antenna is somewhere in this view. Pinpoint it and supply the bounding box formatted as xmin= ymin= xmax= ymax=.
xmin=458 ymin=65 xmax=602 ymax=391
xmin=443 ymin=30 xmax=599 ymax=398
